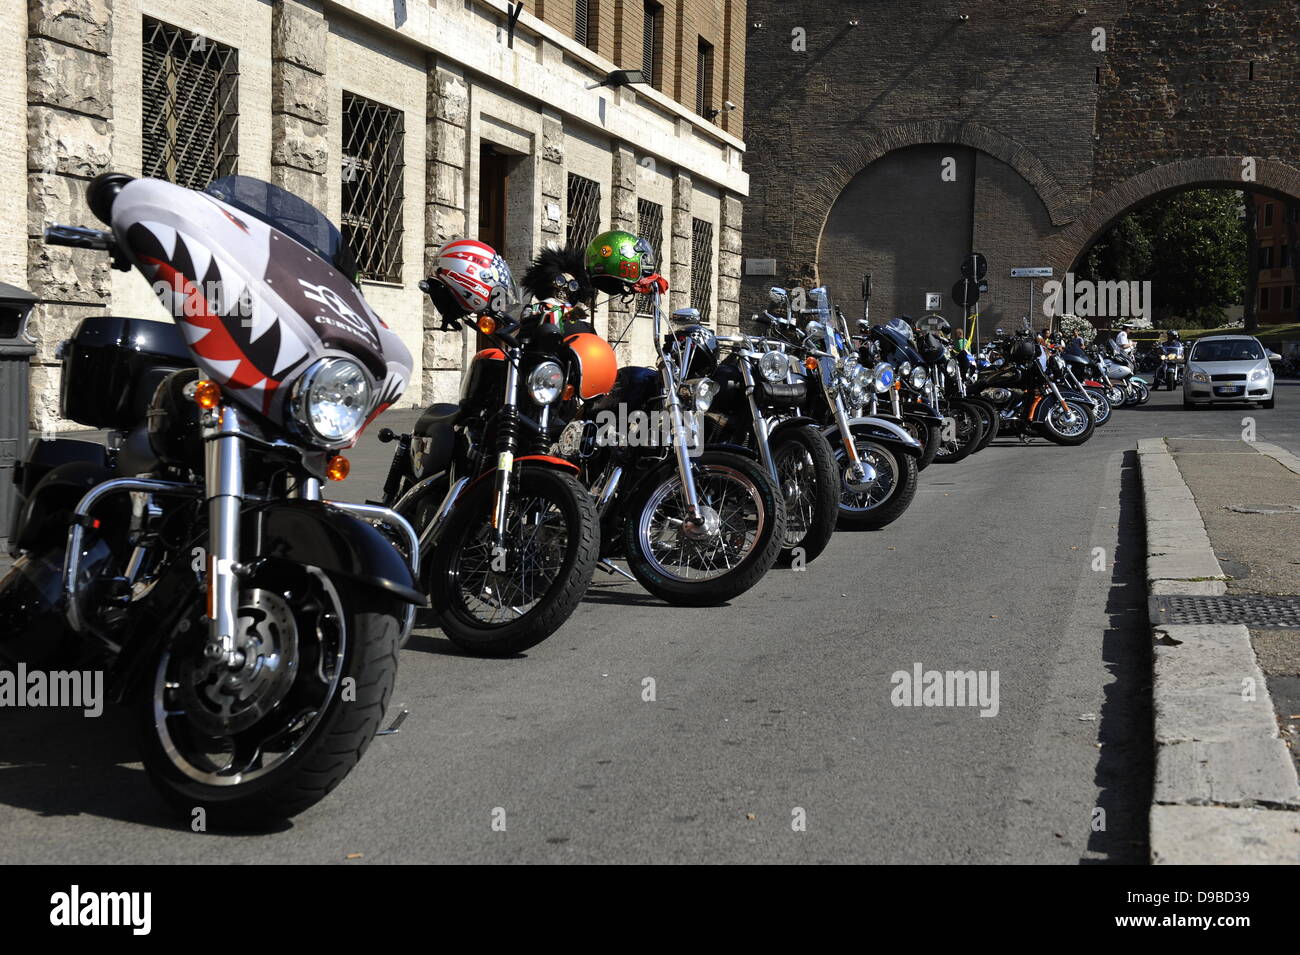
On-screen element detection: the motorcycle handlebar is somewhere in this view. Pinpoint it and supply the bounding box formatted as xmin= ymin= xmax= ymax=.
xmin=44 ymin=224 xmax=113 ymax=250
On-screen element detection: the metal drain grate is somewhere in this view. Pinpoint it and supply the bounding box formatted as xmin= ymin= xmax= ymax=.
xmin=1150 ymin=594 xmax=1300 ymax=628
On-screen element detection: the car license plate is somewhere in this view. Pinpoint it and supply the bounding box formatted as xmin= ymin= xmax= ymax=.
xmin=1214 ymin=385 xmax=1242 ymax=395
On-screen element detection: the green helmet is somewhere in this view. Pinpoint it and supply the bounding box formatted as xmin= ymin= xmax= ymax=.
xmin=585 ymin=229 xmax=655 ymax=294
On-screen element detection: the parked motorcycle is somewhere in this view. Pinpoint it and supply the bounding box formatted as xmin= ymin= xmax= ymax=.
xmin=706 ymin=332 xmax=839 ymax=565
xmin=761 ymin=288 xmax=924 ymax=530
xmin=1059 ymin=340 xmax=1112 ymax=426
xmin=976 ymin=334 xmax=1096 ymax=445
xmin=377 ymin=240 xmax=604 ymax=656
xmin=557 ymin=231 xmax=785 ymax=605
xmin=1 ymin=172 xmax=422 ymax=825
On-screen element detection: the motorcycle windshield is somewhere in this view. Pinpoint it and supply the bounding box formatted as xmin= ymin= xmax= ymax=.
xmin=204 ymin=175 xmax=360 ymax=284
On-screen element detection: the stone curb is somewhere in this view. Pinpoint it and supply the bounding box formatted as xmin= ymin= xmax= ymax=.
xmin=1138 ymin=438 xmax=1300 ymax=864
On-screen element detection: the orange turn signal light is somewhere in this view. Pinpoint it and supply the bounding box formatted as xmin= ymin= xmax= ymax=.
xmin=326 ymin=455 xmax=351 ymax=481
xmin=193 ymin=379 xmax=221 ymax=410
xmin=477 ymin=315 xmax=497 ymax=335
xmin=804 ymin=356 xmax=818 ymax=372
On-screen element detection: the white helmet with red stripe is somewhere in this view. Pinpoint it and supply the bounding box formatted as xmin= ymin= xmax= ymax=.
xmin=432 ymin=238 xmax=516 ymax=316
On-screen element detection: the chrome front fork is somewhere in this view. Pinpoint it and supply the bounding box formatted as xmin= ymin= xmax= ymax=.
xmin=739 ymin=359 xmax=778 ymax=482
xmin=660 ymin=360 xmax=704 ymax=522
xmin=204 ymin=404 xmax=245 ymax=667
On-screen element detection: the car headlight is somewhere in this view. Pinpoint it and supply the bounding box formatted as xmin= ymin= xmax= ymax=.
xmin=758 ymin=350 xmax=790 ymax=383
xmin=1191 ymin=370 xmax=1210 ymax=383
xmin=293 ymin=357 xmax=372 ymax=447
xmin=873 ymin=362 xmax=895 ymax=393
xmin=909 ymin=365 xmax=928 ymax=389
xmin=1250 ymin=367 xmax=1270 ymax=382
xmin=681 ymin=377 xmax=720 ymax=412
xmin=527 ymin=360 xmax=565 ymax=405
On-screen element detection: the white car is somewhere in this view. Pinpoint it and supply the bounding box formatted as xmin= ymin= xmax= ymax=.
xmin=1183 ymin=334 xmax=1276 ymax=409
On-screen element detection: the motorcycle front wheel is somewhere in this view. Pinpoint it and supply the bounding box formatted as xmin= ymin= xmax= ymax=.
xmin=833 ymin=433 xmax=919 ymax=530
xmin=966 ymin=398 xmax=1000 ymax=452
xmin=624 ymin=450 xmax=785 ymax=606
xmin=902 ymin=417 xmax=940 ymax=471
xmin=138 ymin=566 xmax=404 ymax=828
xmin=933 ymin=401 xmax=985 ymax=464
xmin=428 ymin=465 xmax=599 ymax=656
xmin=1133 ymin=379 xmax=1151 ymax=405
xmin=771 ymin=425 xmax=839 ymax=567
xmin=1084 ymin=387 xmax=1112 ymax=425
xmin=1038 ymin=399 xmax=1096 ymax=446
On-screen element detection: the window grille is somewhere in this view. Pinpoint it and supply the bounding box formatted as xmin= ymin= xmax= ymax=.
xmin=636 ymin=198 xmax=664 ymax=315
xmin=690 ymin=217 xmax=713 ymax=322
xmin=566 ymin=173 xmax=602 ymax=252
xmin=141 ymin=17 xmax=239 ymax=189
xmin=341 ymin=92 xmax=405 ymax=283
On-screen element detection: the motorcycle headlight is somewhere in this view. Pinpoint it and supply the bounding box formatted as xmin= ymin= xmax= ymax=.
xmin=945 ymin=358 xmax=959 ymax=377
xmin=293 ymin=357 xmax=373 ymax=447
xmin=899 ymin=361 xmax=912 ymax=379
xmin=758 ymin=350 xmax=790 ymax=383
xmin=681 ymin=377 xmax=720 ymax=412
xmin=527 ymin=360 xmax=565 ymax=405
xmin=854 ymin=365 xmax=872 ymax=391
xmin=909 ymin=365 xmax=928 ymax=390
xmin=873 ymin=362 xmax=895 ymax=393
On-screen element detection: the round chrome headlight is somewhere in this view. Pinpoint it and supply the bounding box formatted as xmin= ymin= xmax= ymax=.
xmin=293 ymin=357 xmax=373 ymax=447
xmin=527 ymin=360 xmax=565 ymax=405
xmin=873 ymin=362 xmax=895 ymax=393
xmin=945 ymin=358 xmax=959 ymax=377
xmin=899 ymin=361 xmax=912 ymax=379
xmin=758 ymin=350 xmax=790 ymax=382
xmin=909 ymin=365 xmax=928 ymax=389
xmin=854 ymin=364 xmax=872 ymax=391
xmin=681 ymin=377 xmax=720 ymax=412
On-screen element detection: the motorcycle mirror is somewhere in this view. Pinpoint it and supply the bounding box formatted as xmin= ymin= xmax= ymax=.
xmin=671 ymin=307 xmax=701 ymax=326
xmin=768 ymin=287 xmax=789 ymax=305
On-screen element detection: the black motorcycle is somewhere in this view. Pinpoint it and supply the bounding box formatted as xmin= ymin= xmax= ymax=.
xmin=1 ymin=172 xmax=421 ymax=826
xmin=376 ymin=248 xmax=606 ymax=656
xmin=706 ymin=333 xmax=839 ymax=566
xmin=975 ymin=335 xmax=1096 ymax=445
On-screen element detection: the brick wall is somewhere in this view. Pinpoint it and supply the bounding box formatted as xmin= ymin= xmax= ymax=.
xmin=742 ymin=0 xmax=1300 ymax=338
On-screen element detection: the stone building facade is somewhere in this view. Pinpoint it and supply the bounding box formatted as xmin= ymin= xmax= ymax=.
xmin=741 ymin=0 xmax=1300 ymax=338
xmin=3 ymin=0 xmax=748 ymax=430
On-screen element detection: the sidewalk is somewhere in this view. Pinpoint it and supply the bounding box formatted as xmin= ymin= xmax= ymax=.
xmin=1140 ymin=436 xmax=1300 ymax=863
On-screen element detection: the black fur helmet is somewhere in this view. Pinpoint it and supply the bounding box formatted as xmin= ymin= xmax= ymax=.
xmin=521 ymin=244 xmax=596 ymax=307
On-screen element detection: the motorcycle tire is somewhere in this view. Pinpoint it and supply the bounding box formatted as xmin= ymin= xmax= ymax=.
xmin=428 ymin=465 xmax=599 ymax=656
xmin=903 ymin=418 xmax=940 ymax=471
xmin=1104 ymin=384 xmax=1126 ymax=406
xmin=772 ymin=425 xmax=839 ymax=568
xmin=1038 ymin=398 xmax=1096 ymax=446
xmin=623 ymin=450 xmax=785 ymax=606
xmin=966 ymin=398 xmax=1000 ymax=452
xmin=1084 ymin=387 xmax=1112 ymax=426
xmin=138 ymin=569 xmax=404 ymax=828
xmin=1133 ymin=380 xmax=1151 ymax=405
xmin=933 ymin=401 xmax=984 ymax=465
xmin=833 ymin=433 xmax=919 ymax=531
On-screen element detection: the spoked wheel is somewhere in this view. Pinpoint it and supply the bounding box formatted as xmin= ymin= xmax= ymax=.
xmin=1133 ymin=379 xmax=1151 ymax=405
xmin=771 ymin=425 xmax=839 ymax=567
xmin=139 ymin=566 xmax=404 ymax=827
xmin=1040 ymin=399 xmax=1096 ymax=445
xmin=933 ymin=402 xmax=984 ymax=464
xmin=833 ymin=433 xmax=918 ymax=530
xmin=966 ymin=398 xmax=1000 ymax=452
xmin=902 ymin=418 xmax=940 ymax=471
xmin=1104 ymin=384 xmax=1125 ymax=406
xmin=429 ymin=465 xmax=599 ymax=656
xmin=624 ymin=450 xmax=785 ymax=606
xmin=1084 ymin=387 xmax=1112 ymax=425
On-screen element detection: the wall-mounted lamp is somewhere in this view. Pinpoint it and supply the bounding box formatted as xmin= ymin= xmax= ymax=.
xmin=848 ymin=19 xmax=859 ymax=27
xmin=586 ymin=68 xmax=645 ymax=90
xmin=704 ymin=101 xmax=738 ymax=121
xmin=958 ymin=13 xmax=970 ymax=22
xmin=751 ymin=20 xmax=764 ymax=29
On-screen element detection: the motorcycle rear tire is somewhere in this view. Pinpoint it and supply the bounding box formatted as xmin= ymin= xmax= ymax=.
xmin=772 ymin=425 xmax=839 ymax=568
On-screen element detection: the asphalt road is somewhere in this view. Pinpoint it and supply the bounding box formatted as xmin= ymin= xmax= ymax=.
xmin=2 ymin=381 xmax=1298 ymax=863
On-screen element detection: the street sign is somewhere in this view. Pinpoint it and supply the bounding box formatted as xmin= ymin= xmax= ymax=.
xmin=925 ymin=292 xmax=942 ymax=310
xmin=960 ymin=252 xmax=987 ymax=281
xmin=1010 ymin=267 xmax=1053 ymax=278
xmin=952 ymin=278 xmax=981 ymax=307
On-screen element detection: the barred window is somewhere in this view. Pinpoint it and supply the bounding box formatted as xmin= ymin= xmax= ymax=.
xmin=636 ymin=198 xmax=664 ymax=315
xmin=341 ymin=92 xmax=405 ymax=283
xmin=696 ymin=38 xmax=714 ymax=118
xmin=690 ymin=217 xmax=713 ymax=323
xmin=566 ymin=173 xmax=602 ymax=251
xmin=141 ymin=18 xmax=239 ymax=189
xmin=642 ymin=3 xmax=662 ymax=89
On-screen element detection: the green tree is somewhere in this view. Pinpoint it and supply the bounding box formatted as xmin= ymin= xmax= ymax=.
xmin=1078 ymin=189 xmax=1247 ymax=328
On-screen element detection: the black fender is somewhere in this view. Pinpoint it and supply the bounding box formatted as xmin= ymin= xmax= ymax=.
xmin=701 ymin=441 xmax=760 ymax=462
xmin=901 ymin=400 xmax=944 ymax=425
xmin=825 ymin=416 xmax=925 ymax=459
xmin=241 ymin=499 xmax=424 ymax=605
xmin=768 ymin=415 xmax=824 ymax=442
xmin=11 ymin=457 xmax=122 ymax=555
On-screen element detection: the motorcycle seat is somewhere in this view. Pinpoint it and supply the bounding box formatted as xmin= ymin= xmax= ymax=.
xmin=756 ymin=379 xmax=807 ymax=406
xmin=585 ymin=366 xmax=661 ymax=419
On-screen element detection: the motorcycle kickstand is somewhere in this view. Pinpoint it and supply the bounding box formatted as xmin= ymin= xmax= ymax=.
xmin=598 ymin=559 xmax=636 ymax=581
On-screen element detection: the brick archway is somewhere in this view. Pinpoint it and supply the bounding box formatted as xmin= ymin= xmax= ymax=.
xmin=1045 ymin=157 xmax=1300 ymax=275
xmin=795 ymin=120 xmax=1074 ymax=278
